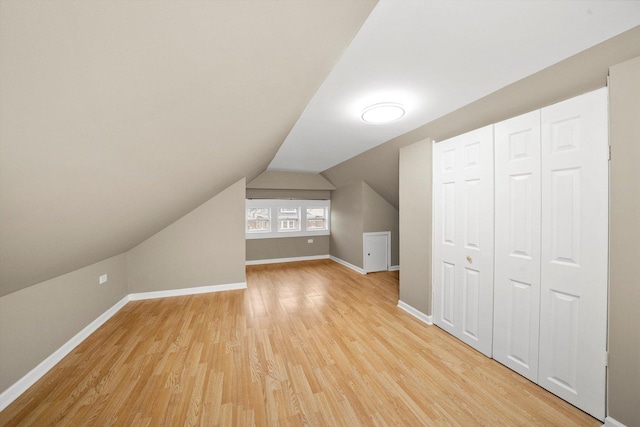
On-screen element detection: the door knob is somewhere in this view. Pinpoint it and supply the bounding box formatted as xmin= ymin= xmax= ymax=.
xmin=467 ymin=256 xmax=473 ymax=263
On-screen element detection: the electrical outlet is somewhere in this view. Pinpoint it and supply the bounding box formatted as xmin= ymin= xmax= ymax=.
xmin=307 ymin=239 xmax=313 ymax=243
xmin=99 ymin=274 xmax=108 ymax=284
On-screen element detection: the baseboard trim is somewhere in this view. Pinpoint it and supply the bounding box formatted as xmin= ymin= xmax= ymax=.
xmin=245 ymin=255 xmax=329 ymax=266
xmin=0 ymin=295 xmax=129 ymax=413
xmin=604 ymin=417 xmax=627 ymax=427
xmin=0 ymin=281 xmax=248 ymax=413
xmin=389 ymin=265 xmax=400 ymax=271
xmin=128 ymin=282 xmax=247 ymax=301
xmin=397 ymin=300 xmax=433 ymax=325
xmin=329 ymin=256 xmax=366 ymax=275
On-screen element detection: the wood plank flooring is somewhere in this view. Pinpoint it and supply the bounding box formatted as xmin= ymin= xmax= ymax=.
xmin=0 ymin=259 xmax=600 ymax=426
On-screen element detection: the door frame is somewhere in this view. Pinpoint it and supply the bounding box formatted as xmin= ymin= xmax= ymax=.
xmin=363 ymin=231 xmax=391 ymax=273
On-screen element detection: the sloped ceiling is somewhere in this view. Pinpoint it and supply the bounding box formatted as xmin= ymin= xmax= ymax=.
xmin=0 ymin=0 xmax=377 ymax=296
xmin=322 ymin=25 xmax=640 ymax=209
xmin=270 ymin=0 xmax=640 ymax=173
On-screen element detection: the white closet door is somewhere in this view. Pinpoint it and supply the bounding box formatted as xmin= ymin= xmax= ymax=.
xmin=539 ymin=88 xmax=608 ymax=420
xmin=493 ymin=111 xmax=541 ymax=382
xmin=433 ymin=126 xmax=494 ymax=357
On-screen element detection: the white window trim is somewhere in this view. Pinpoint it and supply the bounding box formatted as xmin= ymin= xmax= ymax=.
xmin=246 ymin=199 xmax=330 ymax=239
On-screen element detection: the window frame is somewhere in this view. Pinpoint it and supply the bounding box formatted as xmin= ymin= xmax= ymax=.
xmin=245 ymin=206 xmax=271 ymax=233
xmin=246 ymin=199 xmax=330 ymax=239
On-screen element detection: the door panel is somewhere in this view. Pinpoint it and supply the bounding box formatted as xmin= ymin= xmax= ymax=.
xmin=443 ymin=182 xmax=456 ymax=245
xmin=493 ymin=110 xmax=541 ymax=382
xmin=433 ymin=126 xmax=494 ymax=357
xmin=507 ymin=280 xmax=533 ymax=369
xmin=363 ymin=233 xmax=388 ymax=273
xmin=550 ymin=168 xmax=581 ymax=266
xmin=462 ymin=267 xmax=480 ymax=339
xmin=509 ymin=173 xmax=534 ymax=257
xmin=441 ymin=262 xmax=456 ymax=328
xmin=464 ymin=179 xmax=480 ymax=249
xmin=539 ymin=88 xmax=608 ymax=420
xmin=547 ymin=290 xmax=580 ymax=394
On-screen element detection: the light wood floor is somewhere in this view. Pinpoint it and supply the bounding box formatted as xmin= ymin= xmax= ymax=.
xmin=0 ymin=259 xmax=600 ymax=426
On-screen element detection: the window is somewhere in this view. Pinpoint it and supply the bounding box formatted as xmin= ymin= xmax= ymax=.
xmin=306 ymin=207 xmax=327 ymax=230
xmin=277 ymin=207 xmax=300 ymax=232
xmin=246 ymin=199 xmax=330 ymax=239
xmin=246 ymin=207 xmax=270 ymax=233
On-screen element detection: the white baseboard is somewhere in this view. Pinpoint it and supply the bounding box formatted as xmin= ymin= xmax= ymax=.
xmin=397 ymin=300 xmax=433 ymax=325
xmin=0 ymin=281 xmax=247 ymax=413
xmin=128 ymin=282 xmax=247 ymax=301
xmin=389 ymin=265 xmax=400 ymax=271
xmin=0 ymin=295 xmax=129 ymax=413
xmin=245 ymin=255 xmax=329 ymax=266
xmin=604 ymin=417 xmax=627 ymax=427
xmin=329 ymin=256 xmax=366 ymax=275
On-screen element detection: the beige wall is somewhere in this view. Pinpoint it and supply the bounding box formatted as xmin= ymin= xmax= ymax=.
xmin=398 ymin=139 xmax=432 ymax=314
xmin=330 ymin=181 xmax=399 ymax=269
xmin=0 ymin=0 xmax=376 ymax=298
xmin=608 ymin=56 xmax=640 ymax=427
xmin=330 ymin=182 xmax=364 ymax=268
xmin=127 ymin=178 xmax=246 ymax=293
xmin=363 ymin=182 xmax=399 ymax=267
xmin=1 ymin=178 xmax=248 ymax=396
xmin=0 ymin=253 xmax=128 ymax=393
xmin=246 ymin=236 xmax=329 ymax=261
xmin=247 ymin=170 xmax=335 ymax=190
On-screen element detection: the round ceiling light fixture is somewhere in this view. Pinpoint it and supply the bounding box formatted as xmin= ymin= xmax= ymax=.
xmin=361 ymin=102 xmax=405 ymax=124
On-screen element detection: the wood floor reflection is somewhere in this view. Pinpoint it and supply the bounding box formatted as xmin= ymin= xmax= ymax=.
xmin=0 ymin=259 xmax=599 ymax=426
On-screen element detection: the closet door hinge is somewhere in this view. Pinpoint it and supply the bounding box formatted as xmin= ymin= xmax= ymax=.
xmin=608 ymin=145 xmax=612 ymax=161
xmin=605 ymin=351 xmax=609 ymax=367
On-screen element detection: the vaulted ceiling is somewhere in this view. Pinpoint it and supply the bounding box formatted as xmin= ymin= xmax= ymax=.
xmin=0 ymin=0 xmax=377 ymax=296
xmin=1 ymin=0 xmax=639 ymax=297
xmin=270 ymin=1 xmax=640 ymax=172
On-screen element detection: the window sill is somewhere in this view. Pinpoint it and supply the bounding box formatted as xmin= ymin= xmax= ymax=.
xmin=245 ymin=230 xmax=330 ymax=240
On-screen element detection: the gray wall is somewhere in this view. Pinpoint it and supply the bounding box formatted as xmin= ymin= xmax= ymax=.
xmin=330 ymin=181 xmax=399 ymax=269
xmin=1 ymin=178 xmax=249 ymax=396
xmin=608 ymin=56 xmax=640 ymax=427
xmin=398 ymin=139 xmax=432 ymax=314
xmin=127 ymin=178 xmax=246 ymax=293
xmin=245 ymin=186 xmax=331 ymax=262
xmin=330 ymin=182 xmax=364 ymax=268
xmin=0 ymin=253 xmax=128 ymax=393
xmin=363 ymin=182 xmax=399 ymax=267
xmin=246 ymin=236 xmax=330 ymax=261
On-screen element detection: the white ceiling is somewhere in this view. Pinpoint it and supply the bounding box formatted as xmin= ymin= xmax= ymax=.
xmin=269 ymin=0 xmax=640 ymax=173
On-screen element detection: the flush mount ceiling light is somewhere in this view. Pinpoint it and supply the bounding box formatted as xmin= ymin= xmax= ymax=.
xmin=361 ymin=102 xmax=405 ymax=124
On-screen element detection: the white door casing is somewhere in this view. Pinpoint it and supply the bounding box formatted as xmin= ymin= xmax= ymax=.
xmin=363 ymin=232 xmax=390 ymax=273
xmin=493 ymin=110 xmax=542 ymax=382
xmin=538 ymin=88 xmax=608 ymax=421
xmin=433 ymin=125 xmax=495 ymax=357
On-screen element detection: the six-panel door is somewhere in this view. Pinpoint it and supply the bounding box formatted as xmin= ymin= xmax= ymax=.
xmin=493 ymin=110 xmax=542 ymax=382
xmin=538 ymin=88 xmax=608 ymax=421
xmin=433 ymin=88 xmax=608 ymax=421
xmin=433 ymin=125 xmax=495 ymax=357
